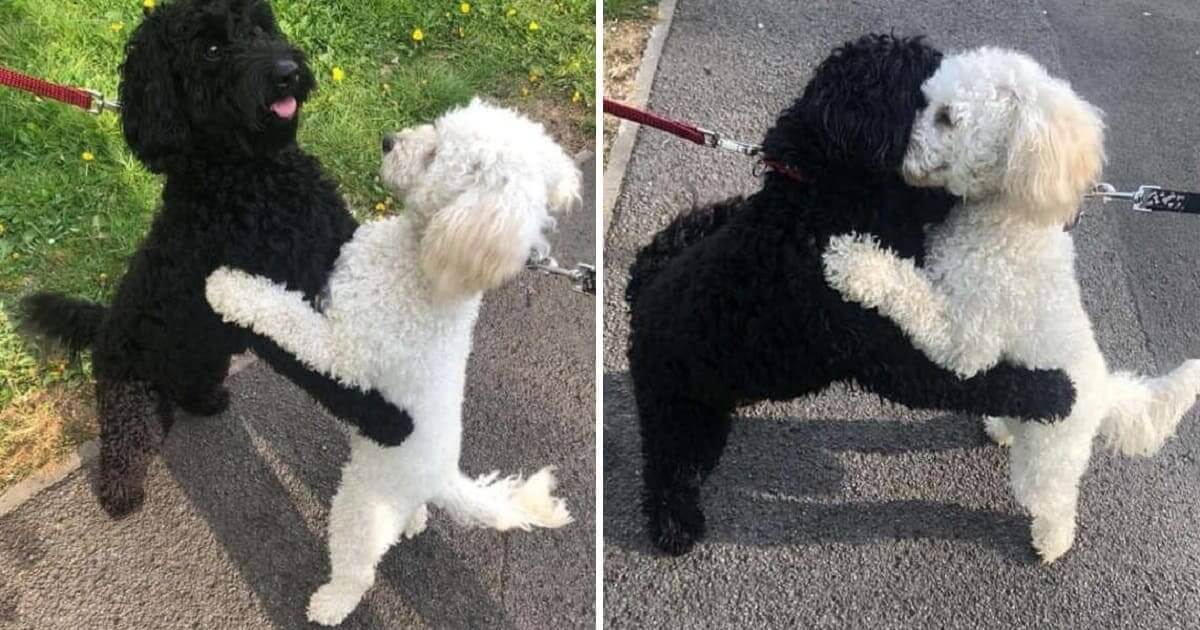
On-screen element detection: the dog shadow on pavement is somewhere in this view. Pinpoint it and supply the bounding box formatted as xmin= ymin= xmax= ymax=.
xmin=603 ymin=372 xmax=1034 ymax=563
xmin=164 ymin=365 xmax=516 ymax=630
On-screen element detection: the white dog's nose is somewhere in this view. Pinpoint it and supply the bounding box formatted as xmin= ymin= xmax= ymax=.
xmin=381 ymin=133 xmax=396 ymax=153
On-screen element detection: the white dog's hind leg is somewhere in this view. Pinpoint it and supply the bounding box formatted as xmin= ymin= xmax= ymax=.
xmin=307 ymin=440 xmax=422 ymax=626
xmin=1008 ymin=418 xmax=1097 ymax=563
xmin=433 ymin=467 xmax=572 ymax=531
xmin=1100 ymin=360 xmax=1200 ymax=457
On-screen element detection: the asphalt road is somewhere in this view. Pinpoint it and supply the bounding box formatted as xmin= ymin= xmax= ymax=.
xmin=0 ymin=157 xmax=596 ymax=630
xmin=603 ymin=1 xmax=1200 ymax=628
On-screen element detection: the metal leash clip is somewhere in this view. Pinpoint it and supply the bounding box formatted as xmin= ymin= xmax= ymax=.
xmin=84 ymin=89 xmax=121 ymax=115
xmin=697 ymin=127 xmax=762 ymax=157
xmin=1084 ymin=182 xmax=1162 ymax=212
xmin=526 ymin=253 xmax=596 ymax=295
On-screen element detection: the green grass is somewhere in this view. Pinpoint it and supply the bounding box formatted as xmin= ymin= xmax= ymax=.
xmin=0 ymin=0 xmax=594 ymax=483
xmin=603 ymin=0 xmax=653 ymax=20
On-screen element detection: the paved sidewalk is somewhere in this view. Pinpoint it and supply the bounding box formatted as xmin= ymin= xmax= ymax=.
xmin=603 ymin=2 xmax=1200 ymax=627
xmin=0 ymin=159 xmax=597 ymax=630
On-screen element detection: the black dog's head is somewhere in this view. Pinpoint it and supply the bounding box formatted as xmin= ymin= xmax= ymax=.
xmin=118 ymin=0 xmax=315 ymax=173
xmin=762 ymin=34 xmax=942 ymax=183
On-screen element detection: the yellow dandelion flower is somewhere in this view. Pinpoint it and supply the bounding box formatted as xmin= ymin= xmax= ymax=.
xmin=110 ymin=22 xmax=124 ymax=32
xmin=528 ymin=21 xmax=540 ymax=31
xmin=520 ymin=86 xmax=529 ymax=97
xmin=412 ymin=27 xmax=425 ymax=42
xmin=375 ymin=202 xmax=386 ymax=212
xmin=383 ymin=83 xmax=391 ymax=92
xmin=143 ymin=0 xmax=156 ymax=10
xmin=571 ymin=90 xmax=582 ymax=103
xmin=507 ymin=8 xmax=517 ymax=17
xmin=457 ymin=26 xmax=464 ymax=38
xmin=99 ymin=272 xmax=108 ymax=282
xmin=332 ymin=66 xmax=345 ymax=83
xmin=10 ymin=253 xmax=18 ymax=260
xmin=460 ymin=2 xmax=471 ymax=14
xmin=81 ymin=151 xmax=95 ymax=162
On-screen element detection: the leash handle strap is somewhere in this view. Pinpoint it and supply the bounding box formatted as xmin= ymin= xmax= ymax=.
xmin=1088 ymin=183 xmax=1200 ymax=215
xmin=1139 ymin=187 xmax=1200 ymax=214
xmin=0 ymin=65 xmax=118 ymax=114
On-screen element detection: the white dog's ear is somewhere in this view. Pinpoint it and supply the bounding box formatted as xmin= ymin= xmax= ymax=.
xmin=420 ymin=190 xmax=536 ymax=299
xmin=1003 ymin=84 xmax=1105 ymax=226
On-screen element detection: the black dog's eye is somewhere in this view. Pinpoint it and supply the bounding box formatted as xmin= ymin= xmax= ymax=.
xmin=934 ymin=106 xmax=953 ymax=128
xmin=203 ymin=44 xmax=222 ymax=61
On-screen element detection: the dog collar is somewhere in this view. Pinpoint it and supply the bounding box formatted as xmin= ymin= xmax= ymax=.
xmin=758 ymin=159 xmax=812 ymax=184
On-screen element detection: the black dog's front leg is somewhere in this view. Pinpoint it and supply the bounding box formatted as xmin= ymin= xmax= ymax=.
xmin=247 ymin=335 xmax=414 ymax=445
xmin=856 ymin=330 xmax=1075 ymax=422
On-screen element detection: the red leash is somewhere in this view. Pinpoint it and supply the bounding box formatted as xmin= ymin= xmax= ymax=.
xmin=603 ymin=97 xmax=809 ymax=183
xmin=0 ymin=65 xmax=120 ymax=114
xmin=603 ymin=98 xmax=708 ymax=146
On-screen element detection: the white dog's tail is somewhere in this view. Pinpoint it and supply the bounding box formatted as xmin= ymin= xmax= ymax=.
xmin=1100 ymin=360 xmax=1200 ymax=457
xmin=433 ymin=467 xmax=573 ymax=531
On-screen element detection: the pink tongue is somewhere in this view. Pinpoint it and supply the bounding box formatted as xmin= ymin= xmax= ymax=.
xmin=270 ymin=96 xmax=298 ymax=119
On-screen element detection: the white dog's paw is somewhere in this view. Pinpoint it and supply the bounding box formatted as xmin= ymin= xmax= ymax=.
xmin=515 ymin=466 xmax=573 ymax=529
xmin=307 ymin=579 xmax=370 ymax=626
xmin=983 ymin=417 xmax=1014 ymax=447
xmin=1030 ymin=515 xmax=1075 ymax=564
xmin=491 ymin=466 xmax=573 ymax=531
xmin=402 ymin=504 xmax=429 ymax=539
xmin=204 ymin=266 xmax=259 ymax=323
xmin=821 ymin=233 xmax=899 ymax=308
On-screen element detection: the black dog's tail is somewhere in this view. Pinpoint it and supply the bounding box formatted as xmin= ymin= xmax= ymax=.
xmin=625 ymin=196 xmax=744 ymax=305
xmin=17 ymin=292 xmax=107 ymax=354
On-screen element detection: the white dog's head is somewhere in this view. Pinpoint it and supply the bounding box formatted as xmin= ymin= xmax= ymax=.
xmin=380 ymin=98 xmax=581 ymax=298
xmin=903 ymin=48 xmax=1105 ymax=226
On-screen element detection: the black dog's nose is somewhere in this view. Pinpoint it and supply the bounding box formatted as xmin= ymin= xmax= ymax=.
xmin=382 ymin=134 xmax=395 ymax=153
xmin=272 ymin=59 xmax=299 ymax=84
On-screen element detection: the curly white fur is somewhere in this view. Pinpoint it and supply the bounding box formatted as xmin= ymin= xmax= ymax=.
xmin=822 ymin=49 xmax=1200 ymax=564
xmin=206 ymin=98 xmax=578 ymax=625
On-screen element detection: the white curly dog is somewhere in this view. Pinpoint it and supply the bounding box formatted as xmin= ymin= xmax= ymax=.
xmin=206 ymin=99 xmax=579 ymax=625
xmin=822 ymin=48 xmax=1200 ymax=563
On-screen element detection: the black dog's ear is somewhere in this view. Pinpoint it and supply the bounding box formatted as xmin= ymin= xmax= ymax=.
xmin=118 ymin=13 xmax=189 ymax=173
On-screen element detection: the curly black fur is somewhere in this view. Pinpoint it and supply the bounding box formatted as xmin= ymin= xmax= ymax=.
xmin=18 ymin=0 xmax=413 ymax=518
xmin=625 ymin=34 xmax=1077 ymax=556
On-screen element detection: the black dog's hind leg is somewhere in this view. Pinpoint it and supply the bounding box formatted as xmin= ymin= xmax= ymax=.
xmin=637 ymin=386 xmax=733 ymax=556
xmin=94 ymin=379 xmax=173 ymax=518
xmin=857 ymin=338 xmax=1076 ymax=421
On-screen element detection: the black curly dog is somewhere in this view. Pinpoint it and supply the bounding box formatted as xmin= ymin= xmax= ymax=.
xmin=19 ymin=0 xmax=412 ymax=518
xmin=625 ymin=34 xmax=1078 ymax=556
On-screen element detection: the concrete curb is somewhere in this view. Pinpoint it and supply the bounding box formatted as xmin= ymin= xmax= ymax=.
xmin=601 ymin=0 xmax=679 ymax=235
xmin=0 ymin=352 xmax=258 ymax=518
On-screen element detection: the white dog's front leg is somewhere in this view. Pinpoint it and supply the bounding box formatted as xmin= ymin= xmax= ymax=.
xmin=307 ymin=439 xmax=424 ymax=626
xmin=206 ymin=267 xmax=358 ymax=383
xmin=821 ymin=233 xmax=1000 ymax=378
